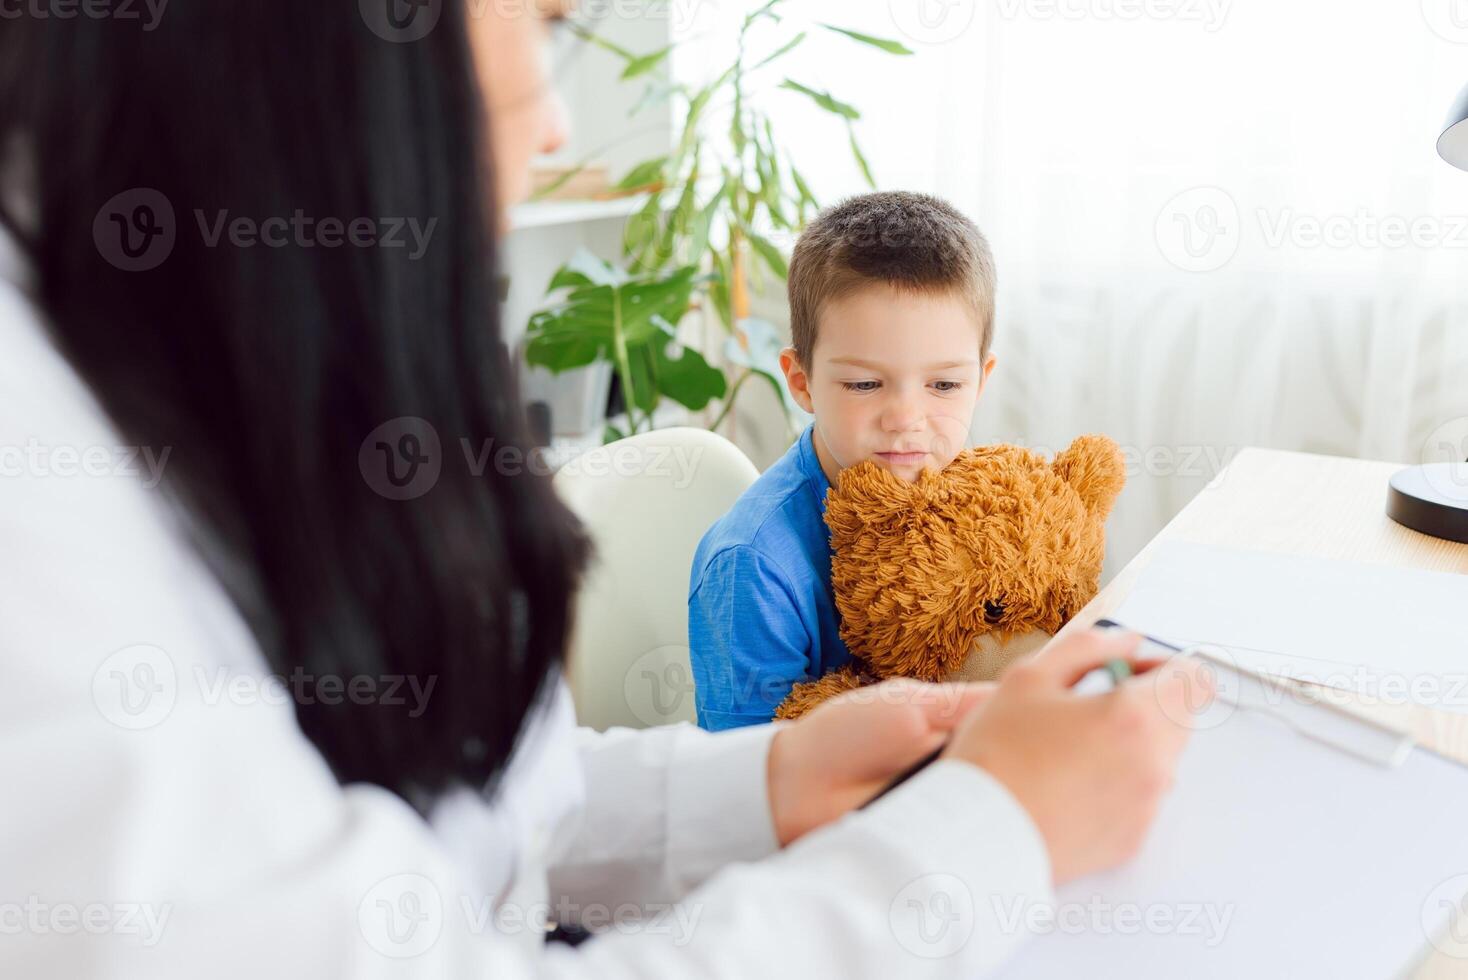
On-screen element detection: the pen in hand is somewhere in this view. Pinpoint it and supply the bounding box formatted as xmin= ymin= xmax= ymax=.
xmin=858 ymin=622 xmax=1146 ymax=809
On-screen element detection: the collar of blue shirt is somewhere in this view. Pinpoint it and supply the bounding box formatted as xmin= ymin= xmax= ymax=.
xmin=795 ymin=424 xmax=832 ymax=512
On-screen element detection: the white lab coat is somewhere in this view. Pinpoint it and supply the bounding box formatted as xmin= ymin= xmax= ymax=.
xmin=0 ymin=227 xmax=1054 ymax=978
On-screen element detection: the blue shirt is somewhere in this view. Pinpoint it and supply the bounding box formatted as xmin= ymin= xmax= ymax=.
xmin=687 ymin=425 xmax=853 ymax=730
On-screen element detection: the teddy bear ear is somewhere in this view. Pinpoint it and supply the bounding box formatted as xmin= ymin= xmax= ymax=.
xmin=1052 ymin=434 xmax=1126 ymax=518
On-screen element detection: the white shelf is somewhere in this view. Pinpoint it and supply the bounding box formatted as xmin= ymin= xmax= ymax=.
xmin=509 ymin=171 xmax=728 ymax=233
xmin=509 ymin=194 xmax=650 ymax=232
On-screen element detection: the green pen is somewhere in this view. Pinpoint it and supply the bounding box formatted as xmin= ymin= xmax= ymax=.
xmin=1103 ymin=657 xmax=1133 ymax=686
xmin=1095 ymin=618 xmax=1136 ymax=687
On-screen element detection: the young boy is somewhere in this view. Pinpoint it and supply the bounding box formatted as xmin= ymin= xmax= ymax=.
xmin=688 ymin=191 xmax=999 ymax=730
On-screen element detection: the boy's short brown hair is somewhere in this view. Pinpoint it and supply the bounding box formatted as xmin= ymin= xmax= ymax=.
xmin=786 ymin=191 xmax=996 ymax=368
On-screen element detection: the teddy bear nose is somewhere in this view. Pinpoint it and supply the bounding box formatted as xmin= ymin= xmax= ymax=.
xmin=983 ymin=599 xmax=1006 ymax=624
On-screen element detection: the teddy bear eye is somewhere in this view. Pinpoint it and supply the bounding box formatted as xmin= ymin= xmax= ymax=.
xmin=983 ymin=599 xmax=1006 ymax=623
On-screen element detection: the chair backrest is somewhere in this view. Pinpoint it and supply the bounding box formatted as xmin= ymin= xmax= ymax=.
xmin=552 ymin=427 xmax=759 ymax=730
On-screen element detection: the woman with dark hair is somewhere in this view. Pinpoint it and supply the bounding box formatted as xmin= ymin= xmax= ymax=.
xmin=0 ymin=2 xmax=1200 ymax=975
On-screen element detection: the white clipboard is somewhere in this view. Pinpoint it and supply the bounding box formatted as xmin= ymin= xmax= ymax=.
xmin=1000 ymin=625 xmax=1468 ymax=978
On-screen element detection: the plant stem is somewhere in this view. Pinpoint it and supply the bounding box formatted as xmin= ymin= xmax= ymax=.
xmin=709 ymin=369 xmax=753 ymax=432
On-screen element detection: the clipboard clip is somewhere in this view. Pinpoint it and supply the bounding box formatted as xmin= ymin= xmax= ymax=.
xmin=1095 ymin=618 xmax=1417 ymax=769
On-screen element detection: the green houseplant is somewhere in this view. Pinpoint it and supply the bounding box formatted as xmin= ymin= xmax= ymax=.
xmin=524 ymin=1 xmax=913 ymax=442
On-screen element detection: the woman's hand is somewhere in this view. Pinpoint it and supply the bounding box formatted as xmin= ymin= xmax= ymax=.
xmin=766 ymin=679 xmax=996 ymax=846
xmin=766 ymin=629 xmax=1211 ymax=883
xmin=941 ymin=628 xmax=1209 ymax=883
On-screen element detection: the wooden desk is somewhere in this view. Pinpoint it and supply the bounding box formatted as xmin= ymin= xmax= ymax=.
xmin=1059 ymin=447 xmax=1468 ymax=978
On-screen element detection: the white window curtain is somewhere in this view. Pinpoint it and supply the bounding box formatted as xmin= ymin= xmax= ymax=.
xmin=673 ymin=0 xmax=1468 ymax=573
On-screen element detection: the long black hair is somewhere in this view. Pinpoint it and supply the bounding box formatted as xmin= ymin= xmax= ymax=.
xmin=0 ymin=4 xmax=589 ymax=803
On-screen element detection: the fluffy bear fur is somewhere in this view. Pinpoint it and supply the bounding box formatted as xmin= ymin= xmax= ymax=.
xmin=775 ymin=434 xmax=1126 ymax=720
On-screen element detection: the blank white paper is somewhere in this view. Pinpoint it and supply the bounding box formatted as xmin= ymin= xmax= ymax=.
xmin=998 ymin=695 xmax=1468 ymax=977
xmin=1111 ymin=541 xmax=1468 ymax=714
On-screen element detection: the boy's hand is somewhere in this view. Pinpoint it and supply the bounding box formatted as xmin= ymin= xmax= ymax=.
xmin=766 ymin=679 xmax=994 ymax=846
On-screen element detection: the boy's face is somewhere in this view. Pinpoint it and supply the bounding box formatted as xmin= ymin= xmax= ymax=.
xmin=780 ymin=282 xmax=998 ymax=484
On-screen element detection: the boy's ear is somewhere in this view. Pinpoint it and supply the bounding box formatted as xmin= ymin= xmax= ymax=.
xmin=976 ymin=351 xmax=998 ymax=399
xmin=779 ymin=346 xmax=816 ymax=414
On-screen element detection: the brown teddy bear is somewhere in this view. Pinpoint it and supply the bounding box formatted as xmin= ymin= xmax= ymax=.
xmin=774 ymin=434 xmax=1126 ymax=720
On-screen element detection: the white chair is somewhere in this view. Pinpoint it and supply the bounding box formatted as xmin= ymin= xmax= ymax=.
xmin=552 ymin=427 xmax=759 ymax=730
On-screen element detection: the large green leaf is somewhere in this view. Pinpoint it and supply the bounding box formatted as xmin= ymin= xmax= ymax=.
xmin=530 ymin=259 xmax=699 ymax=386
xmin=780 ymin=79 xmax=860 ymax=120
xmin=626 ymin=343 xmax=659 ymax=414
xmin=547 ymin=248 xmax=626 ymax=290
xmin=525 ymin=289 xmax=614 ymax=372
xmin=654 ymin=340 xmax=727 ymax=410
xmin=528 ymin=304 xmax=612 ymax=333
xmin=525 ymin=332 xmax=604 ymax=372
xmin=621 ymin=265 xmax=699 ymax=339
xmin=818 ymin=24 xmax=913 ymax=55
